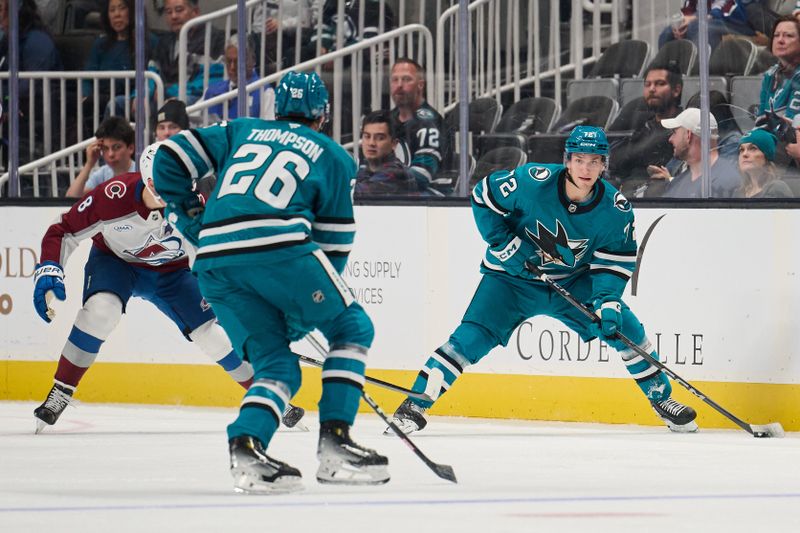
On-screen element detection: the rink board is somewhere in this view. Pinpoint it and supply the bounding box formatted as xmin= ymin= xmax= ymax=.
xmin=2 ymin=205 xmax=799 ymax=429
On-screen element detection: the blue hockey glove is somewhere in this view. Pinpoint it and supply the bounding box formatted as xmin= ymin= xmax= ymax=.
xmin=489 ymin=236 xmax=535 ymax=279
xmin=589 ymin=297 xmax=622 ymax=341
xmin=33 ymin=261 xmax=66 ymax=323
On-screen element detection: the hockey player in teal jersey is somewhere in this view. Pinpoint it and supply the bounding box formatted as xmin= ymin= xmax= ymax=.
xmin=149 ymin=71 xmax=389 ymax=493
xmin=390 ymin=125 xmax=699 ymax=435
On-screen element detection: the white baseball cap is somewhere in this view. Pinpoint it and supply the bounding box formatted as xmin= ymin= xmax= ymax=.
xmin=661 ymin=108 xmax=718 ymax=136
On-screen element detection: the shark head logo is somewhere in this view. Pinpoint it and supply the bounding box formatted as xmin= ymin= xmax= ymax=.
xmin=525 ymin=220 xmax=588 ymax=268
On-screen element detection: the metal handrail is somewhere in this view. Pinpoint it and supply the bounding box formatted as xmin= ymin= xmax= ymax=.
xmin=187 ymin=24 xmax=435 ymax=143
xmin=0 ymin=72 xmax=164 ymax=194
xmin=177 ymin=0 xmax=271 ymax=103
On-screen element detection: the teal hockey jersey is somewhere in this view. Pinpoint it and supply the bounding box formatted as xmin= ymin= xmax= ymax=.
xmin=471 ymin=162 xmax=637 ymax=302
xmin=151 ymin=118 xmax=357 ymax=274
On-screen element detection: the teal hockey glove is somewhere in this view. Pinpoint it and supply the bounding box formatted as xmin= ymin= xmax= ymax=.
xmin=489 ymin=236 xmax=535 ymax=279
xmin=33 ymin=261 xmax=66 ymax=323
xmin=589 ymin=297 xmax=622 ymax=340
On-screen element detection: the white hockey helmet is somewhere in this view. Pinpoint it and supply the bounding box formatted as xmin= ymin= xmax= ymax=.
xmin=139 ymin=141 xmax=163 ymax=200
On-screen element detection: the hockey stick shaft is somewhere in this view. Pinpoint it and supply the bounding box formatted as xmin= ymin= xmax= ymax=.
xmin=304 ymin=333 xmax=457 ymax=483
xmin=525 ymin=260 xmax=784 ymax=439
xmin=301 ymin=335 xmax=433 ymax=402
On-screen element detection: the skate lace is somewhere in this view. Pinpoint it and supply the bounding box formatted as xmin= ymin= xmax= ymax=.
xmin=43 ymin=388 xmax=72 ymax=413
xmin=658 ymin=398 xmax=685 ymax=416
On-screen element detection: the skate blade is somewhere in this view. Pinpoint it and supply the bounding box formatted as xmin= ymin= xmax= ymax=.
xmin=383 ymin=420 xmax=418 ymax=436
xmin=232 ymin=473 xmax=304 ymax=495
xmin=665 ymin=420 xmax=699 ymax=433
xmin=316 ymin=464 xmax=390 ymax=485
xmin=34 ymin=419 xmax=48 ymax=434
xmin=292 ymin=420 xmax=310 ymax=432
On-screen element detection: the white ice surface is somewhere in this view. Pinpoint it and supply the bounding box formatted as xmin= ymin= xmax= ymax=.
xmin=1 ymin=401 xmax=798 ymax=533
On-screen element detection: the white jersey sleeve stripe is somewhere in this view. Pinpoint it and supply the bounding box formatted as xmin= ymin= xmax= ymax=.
xmin=593 ymin=250 xmax=637 ymax=263
xmin=312 ymin=221 xmax=357 ymax=232
xmin=181 ymin=130 xmax=214 ymax=175
xmin=163 ymin=138 xmax=199 ymax=179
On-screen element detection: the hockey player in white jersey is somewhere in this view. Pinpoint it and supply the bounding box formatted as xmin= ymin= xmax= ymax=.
xmin=32 ymin=151 xmax=305 ymax=433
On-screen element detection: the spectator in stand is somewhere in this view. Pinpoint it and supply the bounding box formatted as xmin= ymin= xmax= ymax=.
xmin=608 ymin=63 xmax=683 ymax=192
xmin=356 ymin=110 xmax=418 ymax=196
xmin=251 ymin=0 xmax=316 ymax=69
xmin=658 ymin=1 xmax=759 ymax=51
xmin=757 ymin=16 xmax=800 ymax=125
xmin=202 ymin=36 xmax=275 ymax=121
xmin=33 ymin=0 xmax=59 ymax=28
xmin=389 ymin=58 xmax=449 ymax=192
xmin=685 ymin=90 xmax=742 ymax=159
xmin=735 ymin=128 xmax=793 ymax=198
xmin=84 ymin=0 xmax=158 ymax=103
xmin=293 ymin=0 xmax=394 ymax=62
xmin=656 ymin=108 xmax=741 ymax=198
xmin=0 ymin=0 xmax=62 ymax=161
xmin=150 ymin=0 xmax=225 ymax=103
xmin=66 ymin=116 xmax=135 ymax=198
xmin=154 ymin=99 xmax=189 ymax=141
xmin=113 ymin=0 xmax=224 ymax=116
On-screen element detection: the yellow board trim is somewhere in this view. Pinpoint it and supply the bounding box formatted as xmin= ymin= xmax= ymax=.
xmin=3 ymin=361 xmax=798 ymax=431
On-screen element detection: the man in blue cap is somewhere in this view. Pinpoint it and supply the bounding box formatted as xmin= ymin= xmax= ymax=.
xmin=390 ymin=125 xmax=699 ymax=435
xmin=149 ymin=71 xmax=389 ymax=494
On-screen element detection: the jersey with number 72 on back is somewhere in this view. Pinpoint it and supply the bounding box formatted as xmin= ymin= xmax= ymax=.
xmin=151 ymin=117 xmax=358 ymax=275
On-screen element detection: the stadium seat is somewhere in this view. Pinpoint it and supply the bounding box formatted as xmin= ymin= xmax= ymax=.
xmin=566 ymin=79 xmax=619 ymax=104
xmin=681 ymin=77 xmax=728 ymax=107
xmin=588 ymin=40 xmax=651 ymax=78
xmin=54 ymin=31 xmax=100 ymax=71
xmin=730 ymin=76 xmax=763 ymax=132
xmin=550 ymin=95 xmax=619 ymax=132
xmin=477 ymin=96 xmax=560 ymax=154
xmin=709 ymin=38 xmax=758 ymax=76
xmin=470 ymin=146 xmax=527 ymax=187
xmin=444 ymin=97 xmax=503 ymax=136
xmin=620 ymin=78 xmax=644 ymax=107
xmin=608 ymin=97 xmax=649 ymax=132
xmin=650 ymin=39 xmax=697 ymax=76
xmin=751 ymin=47 xmax=777 ymax=75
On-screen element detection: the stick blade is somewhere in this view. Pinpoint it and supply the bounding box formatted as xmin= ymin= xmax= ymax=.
xmin=433 ymin=463 xmax=458 ymax=483
xmin=751 ymin=422 xmax=785 ymax=438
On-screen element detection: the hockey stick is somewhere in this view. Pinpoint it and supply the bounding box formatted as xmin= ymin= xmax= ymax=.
xmin=304 ymin=334 xmax=458 ymax=483
xmin=524 ymin=260 xmax=785 ymax=439
xmin=298 ymin=335 xmax=433 ymax=402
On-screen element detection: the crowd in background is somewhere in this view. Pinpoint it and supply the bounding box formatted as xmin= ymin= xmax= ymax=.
xmin=3 ymin=0 xmax=800 ymax=199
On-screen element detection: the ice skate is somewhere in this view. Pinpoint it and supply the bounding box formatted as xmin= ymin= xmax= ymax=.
xmin=652 ymin=397 xmax=698 ymax=433
xmin=229 ymin=436 xmax=303 ymax=494
xmin=282 ymin=403 xmax=309 ymax=431
xmin=317 ymin=420 xmax=390 ymax=485
xmin=33 ymin=384 xmax=73 ymax=434
xmin=384 ymin=398 xmax=428 ymax=435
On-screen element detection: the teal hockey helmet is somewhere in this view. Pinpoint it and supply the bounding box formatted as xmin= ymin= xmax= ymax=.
xmin=564 ymin=125 xmax=609 ymax=157
xmin=275 ymin=71 xmax=329 ymax=121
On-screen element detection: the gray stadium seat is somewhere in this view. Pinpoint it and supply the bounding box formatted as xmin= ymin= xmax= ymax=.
xmin=620 ymin=78 xmax=644 ymax=107
xmin=709 ymin=38 xmax=758 ymax=76
xmin=471 ymin=146 xmax=527 ymax=187
xmin=730 ymin=76 xmax=764 ymax=132
xmin=477 ymin=96 xmax=560 ymax=154
xmin=566 ymin=79 xmax=619 ymax=104
xmin=681 ymin=77 xmax=728 ymax=107
xmin=650 ymin=39 xmax=697 ymax=76
xmin=589 ymin=40 xmax=651 ymax=78
xmin=551 ymin=95 xmax=619 ymax=132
